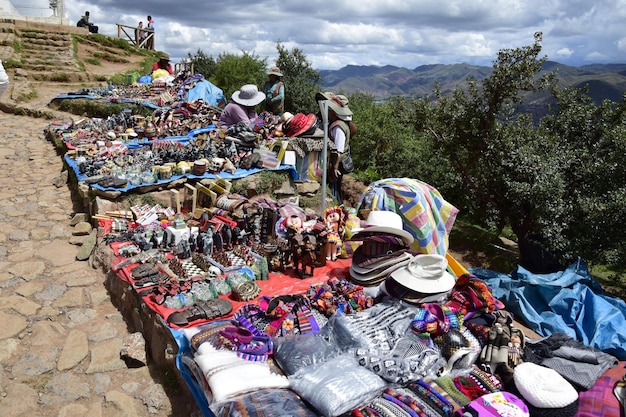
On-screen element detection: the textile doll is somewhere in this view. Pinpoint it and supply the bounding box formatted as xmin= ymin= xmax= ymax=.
xmin=324 ymin=206 xmax=346 ymax=261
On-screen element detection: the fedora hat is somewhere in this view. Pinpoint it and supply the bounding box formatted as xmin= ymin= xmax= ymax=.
xmin=350 ymin=210 xmax=414 ymax=245
xmin=160 ymin=53 xmax=170 ymax=61
xmin=284 ymin=113 xmax=316 ymax=137
xmin=388 ymin=254 xmax=456 ymax=295
xmin=382 ymin=278 xmax=451 ymax=304
xmin=232 ymin=84 xmax=266 ymax=107
xmin=316 ymin=91 xmax=353 ymax=118
xmin=267 ymin=66 xmax=283 ymax=77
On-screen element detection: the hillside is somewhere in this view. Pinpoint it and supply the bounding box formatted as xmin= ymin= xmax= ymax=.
xmin=0 ymin=18 xmax=155 ymax=112
xmin=319 ymin=61 xmax=626 ymax=103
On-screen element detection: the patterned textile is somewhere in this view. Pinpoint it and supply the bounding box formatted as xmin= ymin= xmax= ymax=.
xmin=214 ymin=388 xmax=319 ymax=417
xmin=575 ymin=371 xmax=624 ymax=417
xmin=356 ymin=178 xmax=459 ymax=255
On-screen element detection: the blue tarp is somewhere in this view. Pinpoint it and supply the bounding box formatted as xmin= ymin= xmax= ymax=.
xmin=186 ymin=80 xmax=225 ymax=107
xmin=471 ymin=258 xmax=626 ymax=360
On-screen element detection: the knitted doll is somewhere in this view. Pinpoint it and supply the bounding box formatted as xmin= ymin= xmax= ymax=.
xmin=324 ymin=206 xmax=345 ymax=261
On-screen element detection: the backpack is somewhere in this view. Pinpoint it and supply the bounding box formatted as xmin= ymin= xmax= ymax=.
xmin=330 ymin=119 xmax=357 ymax=138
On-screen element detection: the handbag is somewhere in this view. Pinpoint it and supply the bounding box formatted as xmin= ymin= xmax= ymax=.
xmin=340 ymin=154 xmax=354 ymax=174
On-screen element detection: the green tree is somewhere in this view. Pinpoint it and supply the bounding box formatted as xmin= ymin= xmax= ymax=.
xmin=210 ymin=51 xmax=267 ymax=101
xmin=274 ymin=43 xmax=321 ymax=114
xmin=186 ymin=49 xmax=217 ymax=80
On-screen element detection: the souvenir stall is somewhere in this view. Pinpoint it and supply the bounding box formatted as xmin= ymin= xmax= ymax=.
xmin=45 ymin=76 xmax=626 ymax=416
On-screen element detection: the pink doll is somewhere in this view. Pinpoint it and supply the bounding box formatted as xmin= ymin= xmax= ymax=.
xmin=324 ymin=206 xmax=345 ymax=261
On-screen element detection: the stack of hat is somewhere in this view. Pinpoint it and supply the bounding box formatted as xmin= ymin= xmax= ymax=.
xmin=382 ymin=253 xmax=456 ymax=304
xmin=347 ymin=210 xmax=414 ymax=287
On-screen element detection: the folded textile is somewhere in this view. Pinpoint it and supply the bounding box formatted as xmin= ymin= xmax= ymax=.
xmin=524 ymin=332 xmax=618 ymax=390
xmin=213 ymin=388 xmax=319 ymax=417
xmin=289 ymin=353 xmax=386 ymax=417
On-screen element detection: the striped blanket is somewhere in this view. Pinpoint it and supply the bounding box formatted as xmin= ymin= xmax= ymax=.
xmin=356 ymin=178 xmax=459 ymax=255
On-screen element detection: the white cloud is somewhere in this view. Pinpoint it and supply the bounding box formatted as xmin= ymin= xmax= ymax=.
xmin=14 ymin=0 xmax=626 ymax=70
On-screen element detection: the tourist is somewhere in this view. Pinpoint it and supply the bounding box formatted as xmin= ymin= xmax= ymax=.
xmin=76 ymin=11 xmax=98 ymax=34
xmin=0 ymin=59 xmax=8 ymax=97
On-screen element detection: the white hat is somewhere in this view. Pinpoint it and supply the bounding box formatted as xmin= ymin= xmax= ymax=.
xmin=513 ymin=362 xmax=579 ymax=409
xmin=388 ymin=254 xmax=456 ymax=294
xmin=350 ymin=210 xmax=414 ymax=245
xmin=232 ymin=84 xmax=265 ymax=106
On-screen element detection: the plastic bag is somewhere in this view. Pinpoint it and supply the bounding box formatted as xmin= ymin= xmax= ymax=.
xmin=289 ymin=353 xmax=386 ymax=417
xmin=273 ymin=332 xmax=342 ymax=376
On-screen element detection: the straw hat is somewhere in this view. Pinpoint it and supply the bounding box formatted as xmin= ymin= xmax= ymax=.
xmin=349 ymin=210 xmax=414 ymax=245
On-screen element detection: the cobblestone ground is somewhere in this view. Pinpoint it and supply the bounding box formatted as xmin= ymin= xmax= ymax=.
xmin=0 ymin=113 xmax=200 ymax=417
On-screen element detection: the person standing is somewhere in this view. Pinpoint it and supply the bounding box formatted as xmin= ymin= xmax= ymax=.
xmin=145 ymin=15 xmax=155 ymax=50
xmin=0 ymin=60 xmax=9 ymax=98
xmin=135 ymin=21 xmax=146 ymax=47
xmin=262 ymin=67 xmax=285 ymax=115
xmin=218 ymin=84 xmax=265 ymax=129
xmin=316 ymin=91 xmax=355 ymax=203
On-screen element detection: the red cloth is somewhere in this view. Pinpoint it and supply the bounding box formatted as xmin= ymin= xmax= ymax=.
xmin=113 ymin=251 xmax=351 ymax=330
xmin=151 ymin=62 xmax=173 ymax=74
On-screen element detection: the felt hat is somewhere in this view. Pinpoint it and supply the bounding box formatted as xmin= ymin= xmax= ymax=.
xmin=388 ymin=254 xmax=456 ymax=295
xmin=513 ymin=362 xmax=579 ymax=416
xmin=284 ymin=113 xmax=316 ymax=137
xmin=349 ymin=249 xmax=413 ymax=285
xmin=349 ymin=210 xmax=414 ymax=245
xmin=160 ymin=53 xmax=170 ymax=61
xmin=316 ymin=91 xmax=353 ymax=118
xmin=232 ymin=84 xmax=266 ymax=107
xmin=382 ymin=278 xmax=451 ymax=304
xmin=267 ymin=66 xmax=283 ymax=77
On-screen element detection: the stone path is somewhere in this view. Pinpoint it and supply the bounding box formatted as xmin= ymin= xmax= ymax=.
xmin=0 ymin=113 xmax=200 ymax=417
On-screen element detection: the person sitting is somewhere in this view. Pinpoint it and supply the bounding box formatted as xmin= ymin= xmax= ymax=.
xmin=151 ymin=53 xmax=174 ymax=75
xmin=218 ymin=84 xmax=266 ymax=129
xmin=76 ymin=11 xmax=98 ymax=34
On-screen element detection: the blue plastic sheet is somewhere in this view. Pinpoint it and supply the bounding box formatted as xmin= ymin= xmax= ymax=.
xmin=471 ymin=258 xmax=626 ymax=360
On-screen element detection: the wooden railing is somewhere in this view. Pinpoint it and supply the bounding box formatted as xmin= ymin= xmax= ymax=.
xmin=116 ymin=23 xmax=154 ymax=50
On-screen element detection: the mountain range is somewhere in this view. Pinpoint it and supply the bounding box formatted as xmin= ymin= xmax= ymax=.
xmin=319 ymin=61 xmax=626 ymax=104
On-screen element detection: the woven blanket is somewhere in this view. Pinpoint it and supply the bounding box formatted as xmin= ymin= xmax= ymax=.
xmin=356 ymin=178 xmax=459 ymax=255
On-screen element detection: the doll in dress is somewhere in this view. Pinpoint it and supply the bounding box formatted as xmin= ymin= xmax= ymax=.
xmin=324 ymin=206 xmax=346 ymax=261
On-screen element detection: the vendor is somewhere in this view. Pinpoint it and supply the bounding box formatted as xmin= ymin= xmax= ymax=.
xmin=151 ymin=53 xmax=174 ymax=75
xmin=218 ymin=84 xmax=266 ymax=129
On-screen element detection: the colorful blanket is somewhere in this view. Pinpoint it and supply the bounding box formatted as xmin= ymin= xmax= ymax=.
xmin=356 ymin=178 xmax=459 ymax=255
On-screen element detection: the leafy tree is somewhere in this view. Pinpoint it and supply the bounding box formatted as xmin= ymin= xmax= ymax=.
xmin=210 ymin=51 xmax=267 ymax=100
xmin=410 ymin=31 xmax=626 ymax=273
xmin=186 ymin=49 xmax=217 ymax=79
xmin=274 ymin=43 xmax=321 ymax=114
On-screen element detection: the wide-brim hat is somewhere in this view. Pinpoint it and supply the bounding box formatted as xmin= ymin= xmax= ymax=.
xmin=160 ymin=53 xmax=170 ymax=61
xmin=316 ymin=91 xmax=353 ymax=117
xmin=388 ymin=254 xmax=456 ymax=294
xmin=349 ymin=210 xmax=414 ymax=245
xmin=232 ymin=84 xmax=265 ymax=107
xmin=284 ymin=113 xmax=316 ymax=137
xmin=382 ymin=278 xmax=451 ymax=304
xmin=267 ymin=66 xmax=283 ymax=77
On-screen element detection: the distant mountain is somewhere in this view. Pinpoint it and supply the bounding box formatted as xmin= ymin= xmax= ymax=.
xmin=319 ymin=61 xmax=626 ymax=104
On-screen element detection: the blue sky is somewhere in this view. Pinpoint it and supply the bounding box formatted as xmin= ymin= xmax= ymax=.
xmin=15 ymin=0 xmax=626 ymax=70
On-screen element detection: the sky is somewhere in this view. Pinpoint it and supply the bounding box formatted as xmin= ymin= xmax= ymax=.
xmin=14 ymin=0 xmax=626 ymax=70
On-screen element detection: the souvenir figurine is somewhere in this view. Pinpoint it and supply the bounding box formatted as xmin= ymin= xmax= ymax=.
xmin=324 ymin=206 xmax=345 ymax=261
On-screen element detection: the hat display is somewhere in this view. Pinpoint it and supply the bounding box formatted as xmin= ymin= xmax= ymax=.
xmin=350 ymin=210 xmax=414 ymax=246
xmin=232 ymin=84 xmax=266 ymax=107
xmin=349 ymin=251 xmax=413 ymax=285
xmin=513 ymin=362 xmax=579 ymax=416
xmin=267 ymin=66 xmax=283 ymax=77
xmin=284 ymin=113 xmax=316 ymax=137
xmin=388 ymin=254 xmax=456 ymax=295
xmin=382 ymin=278 xmax=451 ymax=304
xmin=316 ymin=91 xmax=353 ymax=118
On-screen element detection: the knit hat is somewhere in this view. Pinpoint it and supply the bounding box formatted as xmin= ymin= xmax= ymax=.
xmin=513 ymin=362 xmax=579 ymax=416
